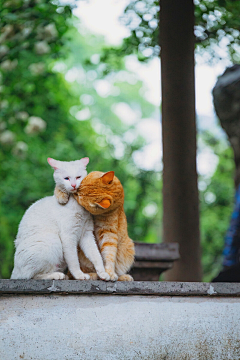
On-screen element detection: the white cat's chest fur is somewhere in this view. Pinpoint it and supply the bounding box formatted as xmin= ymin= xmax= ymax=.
xmin=16 ymin=195 xmax=92 ymax=245
xmin=12 ymin=195 xmax=94 ymax=279
xmin=56 ymin=196 xmax=92 ymax=238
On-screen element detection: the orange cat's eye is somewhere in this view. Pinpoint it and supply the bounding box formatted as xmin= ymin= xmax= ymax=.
xmin=97 ymin=199 xmax=111 ymax=208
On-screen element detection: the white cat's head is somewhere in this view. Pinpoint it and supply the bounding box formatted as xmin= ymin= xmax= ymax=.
xmin=47 ymin=157 xmax=89 ymax=194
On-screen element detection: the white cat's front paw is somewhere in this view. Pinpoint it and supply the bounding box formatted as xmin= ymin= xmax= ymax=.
xmin=50 ymin=272 xmax=67 ymax=280
xmin=73 ymin=271 xmax=90 ymax=280
xmin=97 ymin=271 xmax=111 ymax=281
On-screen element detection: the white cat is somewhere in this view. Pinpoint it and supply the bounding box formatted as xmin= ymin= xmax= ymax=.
xmin=11 ymin=158 xmax=110 ymax=281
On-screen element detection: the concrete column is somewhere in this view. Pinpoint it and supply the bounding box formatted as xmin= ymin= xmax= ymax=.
xmin=160 ymin=0 xmax=202 ymax=280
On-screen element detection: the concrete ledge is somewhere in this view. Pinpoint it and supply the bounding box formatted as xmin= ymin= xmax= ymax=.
xmin=1 ymin=280 xmax=240 ymax=296
xmin=2 ymin=281 xmax=240 ymax=359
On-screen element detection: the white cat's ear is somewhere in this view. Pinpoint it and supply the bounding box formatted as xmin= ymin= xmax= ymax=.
xmin=80 ymin=157 xmax=89 ymax=167
xmin=47 ymin=158 xmax=59 ymax=170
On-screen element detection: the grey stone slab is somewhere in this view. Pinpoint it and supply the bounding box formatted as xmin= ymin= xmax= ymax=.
xmin=134 ymin=242 xmax=180 ymax=261
xmin=1 ymin=280 xmax=240 ymax=296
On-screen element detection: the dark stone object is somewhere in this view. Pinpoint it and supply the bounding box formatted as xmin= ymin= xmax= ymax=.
xmin=212 ymin=264 xmax=240 ymax=282
xmin=213 ymin=64 xmax=240 ymax=187
xmin=130 ymin=242 xmax=180 ymax=280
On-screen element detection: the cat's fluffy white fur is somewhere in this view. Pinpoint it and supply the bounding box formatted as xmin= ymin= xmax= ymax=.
xmin=11 ymin=158 xmax=110 ymax=281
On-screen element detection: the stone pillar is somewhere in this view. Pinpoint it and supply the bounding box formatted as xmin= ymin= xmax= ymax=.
xmin=160 ymin=0 xmax=202 ymax=281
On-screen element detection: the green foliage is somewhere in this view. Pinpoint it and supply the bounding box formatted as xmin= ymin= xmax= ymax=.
xmin=195 ymin=0 xmax=240 ymax=62
xmin=1 ymin=0 xmax=235 ymax=283
xmin=0 ymin=0 xmax=75 ymax=277
xmin=0 ymin=1 xmax=161 ymax=278
xmin=99 ymin=0 xmax=240 ymax=64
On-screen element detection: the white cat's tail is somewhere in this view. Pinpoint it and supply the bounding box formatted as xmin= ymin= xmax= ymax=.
xmin=10 ymin=248 xmax=40 ymax=279
xmin=10 ymin=265 xmax=35 ymax=279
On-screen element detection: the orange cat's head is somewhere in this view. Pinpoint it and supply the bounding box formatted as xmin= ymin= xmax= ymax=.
xmin=75 ymin=171 xmax=124 ymax=215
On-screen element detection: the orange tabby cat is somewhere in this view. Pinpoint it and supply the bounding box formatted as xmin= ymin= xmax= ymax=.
xmin=55 ymin=171 xmax=135 ymax=281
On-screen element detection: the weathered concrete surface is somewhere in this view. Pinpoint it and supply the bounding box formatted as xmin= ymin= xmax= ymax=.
xmin=1 ymin=280 xmax=240 ymax=296
xmin=1 ymin=294 xmax=240 ymax=360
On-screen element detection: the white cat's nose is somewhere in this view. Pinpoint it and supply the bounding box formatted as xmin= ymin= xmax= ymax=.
xmin=71 ymin=184 xmax=76 ymax=189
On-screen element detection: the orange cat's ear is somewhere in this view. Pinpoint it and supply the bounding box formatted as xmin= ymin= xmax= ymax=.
xmin=97 ymin=199 xmax=111 ymax=208
xmin=101 ymin=171 xmax=114 ymax=185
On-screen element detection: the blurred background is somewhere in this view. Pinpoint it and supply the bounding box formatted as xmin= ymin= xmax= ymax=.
xmin=0 ymin=0 xmax=239 ymax=280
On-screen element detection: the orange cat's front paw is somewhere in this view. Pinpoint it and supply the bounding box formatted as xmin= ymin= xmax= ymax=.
xmin=106 ymin=270 xmax=118 ymax=281
xmin=54 ymin=187 xmax=69 ymax=205
xmin=118 ymin=274 xmax=134 ymax=281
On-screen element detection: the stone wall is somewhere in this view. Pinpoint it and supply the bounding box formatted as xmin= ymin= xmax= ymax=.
xmin=1 ymin=280 xmax=240 ymax=359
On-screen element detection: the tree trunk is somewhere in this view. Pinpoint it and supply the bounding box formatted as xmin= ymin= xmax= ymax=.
xmin=160 ymin=0 xmax=202 ymax=281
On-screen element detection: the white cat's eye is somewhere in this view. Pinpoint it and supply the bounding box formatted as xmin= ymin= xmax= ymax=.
xmin=76 ymin=176 xmax=81 ymax=179
xmin=64 ymin=177 xmax=70 ymax=180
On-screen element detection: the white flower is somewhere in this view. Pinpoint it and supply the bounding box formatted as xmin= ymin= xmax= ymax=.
xmin=21 ymin=27 xmax=32 ymax=39
xmin=28 ymin=62 xmax=45 ymax=76
xmin=0 ymin=59 xmax=18 ymax=71
xmin=0 ymin=100 xmax=8 ymax=109
xmin=0 ymin=130 xmax=15 ymax=144
xmin=0 ymin=45 xmax=9 ymax=57
xmin=75 ymin=107 xmax=91 ymax=121
xmin=15 ymin=111 xmax=29 ymax=121
xmin=12 ymin=141 xmax=28 ymax=157
xmin=34 ymin=41 xmax=50 ymax=55
xmin=0 ymin=122 xmax=7 ymax=131
xmin=3 ymin=24 xmax=14 ymax=36
xmin=3 ymin=1 xmax=13 ymax=7
xmin=41 ymin=24 xmax=58 ymax=40
xmin=8 ymin=117 xmax=16 ymax=124
xmin=25 ymin=116 xmax=46 ymax=134
xmin=0 ymin=25 xmax=14 ymax=44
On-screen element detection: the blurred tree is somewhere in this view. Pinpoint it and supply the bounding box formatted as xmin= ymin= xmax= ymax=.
xmin=103 ymin=0 xmax=239 ymax=281
xmin=0 ymin=1 xmax=161 ymax=278
xmin=107 ymin=0 xmax=239 ymax=280
xmin=101 ymin=0 xmax=240 ymax=63
xmin=1 ymin=0 xmax=234 ymax=281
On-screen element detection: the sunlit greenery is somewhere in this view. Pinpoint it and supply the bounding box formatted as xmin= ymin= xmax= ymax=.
xmin=0 ymin=0 xmax=238 ymax=281
xmin=102 ymin=0 xmax=240 ymax=63
xmin=0 ymin=0 xmax=161 ymax=278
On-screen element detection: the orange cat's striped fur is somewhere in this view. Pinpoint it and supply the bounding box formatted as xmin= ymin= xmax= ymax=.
xmin=55 ymin=171 xmax=135 ymax=281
